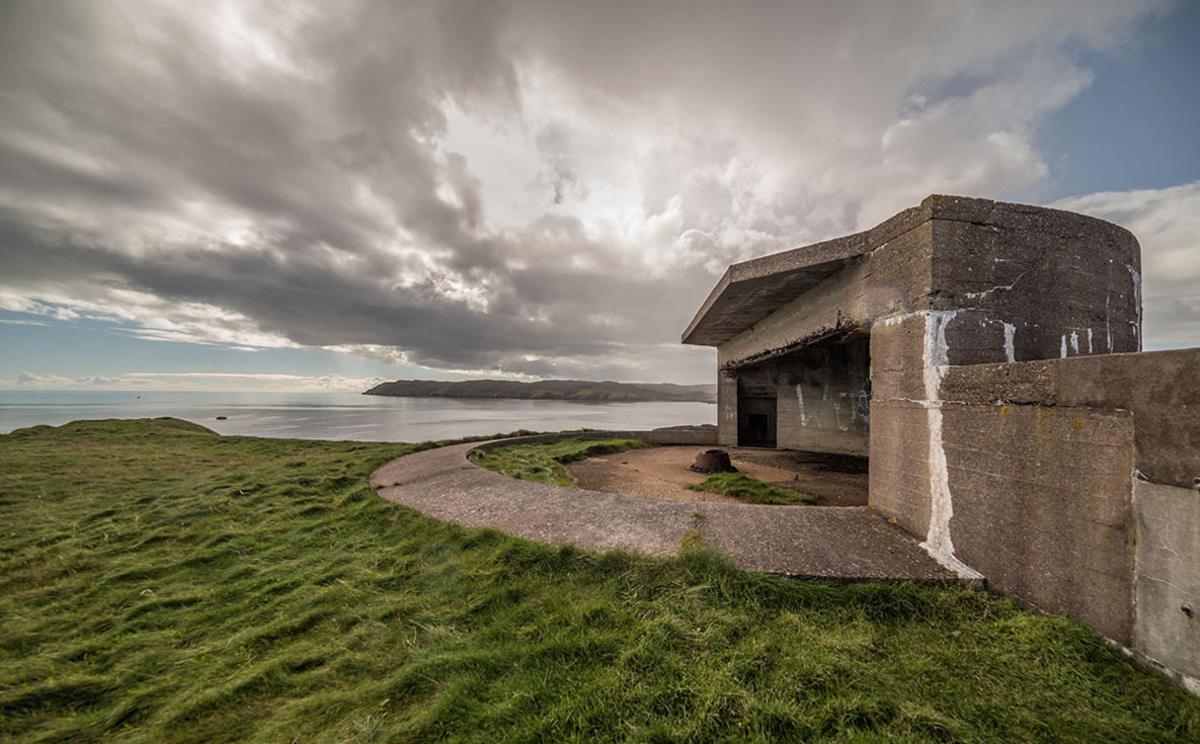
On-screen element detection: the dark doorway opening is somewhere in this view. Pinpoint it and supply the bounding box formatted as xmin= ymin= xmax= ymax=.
xmin=738 ymin=395 xmax=777 ymax=448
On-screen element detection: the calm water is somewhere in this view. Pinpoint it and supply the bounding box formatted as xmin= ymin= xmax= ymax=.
xmin=0 ymin=391 xmax=715 ymax=442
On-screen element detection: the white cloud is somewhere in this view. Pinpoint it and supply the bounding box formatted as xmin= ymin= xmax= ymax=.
xmin=0 ymin=318 xmax=47 ymax=327
xmin=8 ymin=371 xmax=386 ymax=392
xmin=0 ymin=0 xmax=1180 ymax=383
xmin=15 ymin=372 xmax=76 ymax=387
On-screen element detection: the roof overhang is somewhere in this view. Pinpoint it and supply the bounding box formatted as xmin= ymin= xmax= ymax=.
xmin=681 ymin=204 xmax=926 ymax=346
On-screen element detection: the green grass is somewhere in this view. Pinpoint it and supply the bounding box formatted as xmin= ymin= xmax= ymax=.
xmin=688 ymin=472 xmax=818 ymax=505
xmin=469 ymin=437 xmax=648 ymax=487
xmin=0 ymin=419 xmax=1197 ymax=742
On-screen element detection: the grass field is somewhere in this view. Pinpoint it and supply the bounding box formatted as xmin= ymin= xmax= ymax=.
xmin=1 ymin=419 xmax=1198 ymax=742
xmin=687 ymin=472 xmax=817 ymax=506
xmin=469 ymin=437 xmax=647 ymax=487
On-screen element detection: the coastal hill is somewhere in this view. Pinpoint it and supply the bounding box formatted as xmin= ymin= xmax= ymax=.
xmin=363 ymin=379 xmax=716 ymax=403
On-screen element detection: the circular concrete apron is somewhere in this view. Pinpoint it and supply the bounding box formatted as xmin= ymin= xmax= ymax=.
xmin=370 ymin=439 xmax=956 ymax=581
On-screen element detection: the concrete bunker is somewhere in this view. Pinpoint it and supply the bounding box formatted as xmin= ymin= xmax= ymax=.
xmin=684 ymin=195 xmax=1200 ymax=694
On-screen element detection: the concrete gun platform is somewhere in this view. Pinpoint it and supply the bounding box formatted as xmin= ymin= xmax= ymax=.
xmin=370 ymin=439 xmax=957 ymax=582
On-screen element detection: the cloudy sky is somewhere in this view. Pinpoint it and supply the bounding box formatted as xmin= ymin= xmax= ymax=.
xmin=2 ymin=0 xmax=1198 ymax=391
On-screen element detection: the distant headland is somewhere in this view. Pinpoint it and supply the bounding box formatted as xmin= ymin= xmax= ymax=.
xmin=363 ymin=379 xmax=716 ymax=403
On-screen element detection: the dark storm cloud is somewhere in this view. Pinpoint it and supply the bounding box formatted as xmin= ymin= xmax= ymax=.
xmin=0 ymin=0 xmax=1184 ymax=381
xmin=0 ymin=0 xmax=730 ymax=377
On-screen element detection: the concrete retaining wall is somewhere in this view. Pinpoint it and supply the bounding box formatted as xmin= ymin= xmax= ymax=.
xmin=1134 ymin=480 xmax=1200 ymax=691
xmin=940 ymin=349 xmax=1199 ymax=487
xmin=941 ymin=403 xmax=1136 ymax=642
xmin=917 ymin=348 xmax=1200 ymax=689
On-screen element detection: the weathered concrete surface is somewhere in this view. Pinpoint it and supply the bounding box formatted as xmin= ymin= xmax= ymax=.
xmin=868 ymin=400 xmax=933 ymax=539
xmin=695 ymin=195 xmax=1139 ymax=367
xmin=702 ymin=195 xmax=1140 ymax=464
xmin=683 ymin=204 xmax=928 ymax=346
xmin=716 ymin=372 xmax=738 ymax=447
xmin=370 ymin=439 xmax=956 ymax=581
xmin=1133 ymin=480 xmax=1200 ymax=687
xmin=681 ymin=193 xmax=1200 ymax=692
xmin=930 ymin=204 xmax=1141 ymax=358
xmin=869 ymin=312 xmax=930 ymax=401
xmin=714 ymin=225 xmax=929 ymax=370
xmin=933 ymin=349 xmax=1199 ymax=678
xmin=940 ymin=348 xmax=1200 ymax=488
xmin=941 ymin=403 xmax=1136 ymax=643
xmin=729 ymin=335 xmax=870 ymax=455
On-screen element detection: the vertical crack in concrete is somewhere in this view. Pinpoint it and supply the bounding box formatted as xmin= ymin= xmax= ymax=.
xmin=921 ymin=310 xmax=984 ymax=581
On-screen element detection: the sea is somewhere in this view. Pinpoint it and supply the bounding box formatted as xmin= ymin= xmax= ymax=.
xmin=0 ymin=390 xmax=715 ymax=442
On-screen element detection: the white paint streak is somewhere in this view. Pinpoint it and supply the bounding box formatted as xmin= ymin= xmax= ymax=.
xmin=795 ymin=384 xmax=806 ymax=426
xmin=1002 ymin=322 xmax=1016 ymax=363
xmin=920 ymin=310 xmax=983 ymax=581
xmin=1087 ymin=328 xmax=1093 ymax=353
xmin=963 ymin=270 xmax=1030 ymax=300
xmin=1127 ymin=264 xmax=1142 ymax=349
xmin=854 ymin=387 xmax=870 ymax=424
xmin=1069 ymin=330 xmax=1080 ymax=354
xmin=1106 ymin=291 xmax=1113 ymax=352
xmin=1060 ymin=334 xmax=1068 ymax=358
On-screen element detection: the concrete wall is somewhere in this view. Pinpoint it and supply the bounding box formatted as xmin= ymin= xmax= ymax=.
xmin=717 ymin=371 xmax=738 ymax=446
xmin=717 ymin=221 xmax=932 ymax=370
xmin=916 ymin=349 xmax=1200 ymax=688
xmin=941 ymin=403 xmax=1136 ymax=642
xmin=929 ymin=204 xmax=1142 ymax=360
xmin=866 ymin=225 xmax=1144 ymax=543
xmin=868 ymin=312 xmax=941 ymax=539
xmin=940 ymin=350 xmax=1198 ymax=487
xmin=1134 ymin=480 xmax=1200 ymax=690
xmin=776 ymin=335 xmax=870 ymax=455
xmin=715 ymin=196 xmax=1141 ymax=372
xmin=721 ymin=335 xmax=870 ymax=455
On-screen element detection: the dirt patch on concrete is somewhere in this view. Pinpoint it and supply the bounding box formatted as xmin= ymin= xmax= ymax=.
xmin=566 ymin=446 xmax=868 ymax=506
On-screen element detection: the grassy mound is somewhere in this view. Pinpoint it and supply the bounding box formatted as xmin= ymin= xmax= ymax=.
xmin=1 ymin=419 xmax=1197 ymax=742
xmin=469 ymin=437 xmax=647 ymax=487
xmin=688 ymin=472 xmax=818 ymax=505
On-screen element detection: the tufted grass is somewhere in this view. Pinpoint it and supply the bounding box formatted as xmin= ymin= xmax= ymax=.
xmin=687 ymin=472 xmax=818 ymax=505
xmin=468 ymin=437 xmax=648 ymax=487
xmin=1 ymin=419 xmax=1198 ymax=742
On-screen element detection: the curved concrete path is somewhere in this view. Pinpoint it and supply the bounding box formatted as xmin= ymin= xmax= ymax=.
xmin=370 ymin=441 xmax=956 ymax=581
